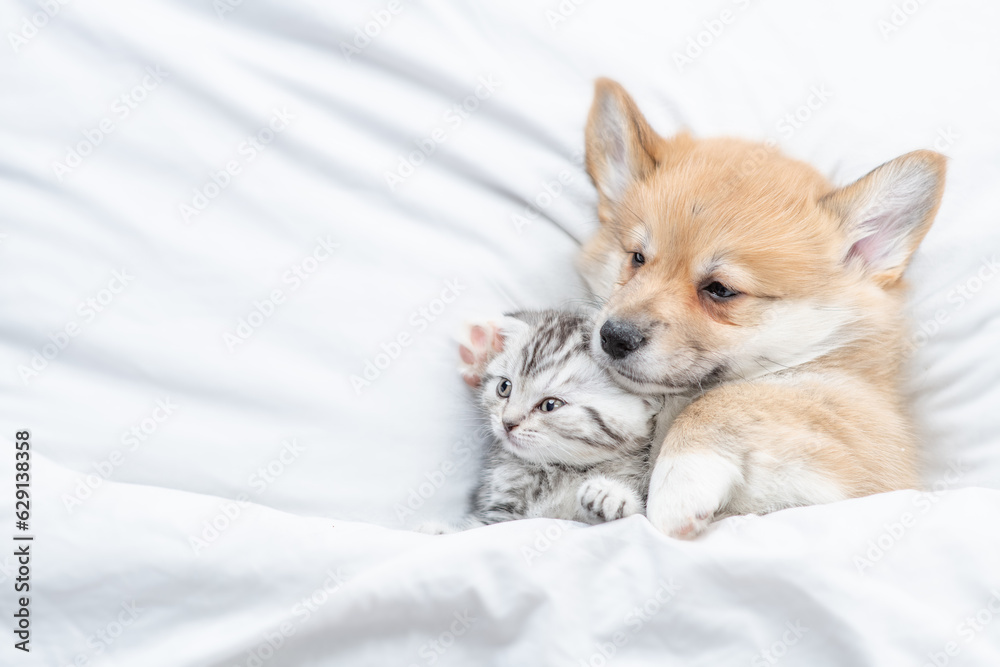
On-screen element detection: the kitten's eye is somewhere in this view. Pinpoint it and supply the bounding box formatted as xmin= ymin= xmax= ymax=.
xmin=703 ymin=281 xmax=739 ymax=300
xmin=631 ymin=252 xmax=646 ymax=268
xmin=496 ymin=378 xmax=512 ymax=398
xmin=538 ymin=398 xmax=565 ymax=412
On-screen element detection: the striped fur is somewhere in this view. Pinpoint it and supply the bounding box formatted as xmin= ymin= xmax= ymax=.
xmin=459 ymin=310 xmax=662 ymax=528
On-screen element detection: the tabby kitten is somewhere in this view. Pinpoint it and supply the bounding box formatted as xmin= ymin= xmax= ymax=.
xmin=422 ymin=310 xmax=662 ymax=533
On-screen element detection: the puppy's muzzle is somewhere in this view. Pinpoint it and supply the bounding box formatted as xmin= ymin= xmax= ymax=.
xmin=599 ymin=319 xmax=647 ymax=360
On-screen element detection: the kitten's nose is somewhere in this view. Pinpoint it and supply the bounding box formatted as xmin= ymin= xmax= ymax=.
xmin=503 ymin=419 xmax=519 ymax=433
xmin=600 ymin=319 xmax=647 ymax=360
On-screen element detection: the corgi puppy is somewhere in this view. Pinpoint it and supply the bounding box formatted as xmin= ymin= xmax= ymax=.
xmin=579 ymin=78 xmax=946 ymax=538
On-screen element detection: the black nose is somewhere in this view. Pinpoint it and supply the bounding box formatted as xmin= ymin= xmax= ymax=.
xmin=503 ymin=420 xmax=519 ymax=433
xmin=600 ymin=319 xmax=646 ymax=360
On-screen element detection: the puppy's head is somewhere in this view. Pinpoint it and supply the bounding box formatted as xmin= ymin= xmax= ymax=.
xmin=580 ymin=78 xmax=946 ymax=394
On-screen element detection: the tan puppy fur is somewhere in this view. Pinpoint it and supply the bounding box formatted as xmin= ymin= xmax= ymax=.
xmin=579 ymin=78 xmax=946 ymax=538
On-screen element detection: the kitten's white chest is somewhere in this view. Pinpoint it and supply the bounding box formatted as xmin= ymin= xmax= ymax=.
xmin=649 ymin=394 xmax=691 ymax=461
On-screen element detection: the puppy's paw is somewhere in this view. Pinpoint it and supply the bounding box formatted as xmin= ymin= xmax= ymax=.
xmin=577 ymin=476 xmax=642 ymax=523
xmin=415 ymin=520 xmax=457 ymax=535
xmin=655 ymin=511 xmax=714 ymax=539
xmin=646 ymin=451 xmax=741 ymax=539
xmin=458 ymin=320 xmax=505 ymax=388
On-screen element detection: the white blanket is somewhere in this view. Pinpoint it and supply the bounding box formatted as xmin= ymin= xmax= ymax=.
xmin=2 ymin=0 xmax=1000 ymax=665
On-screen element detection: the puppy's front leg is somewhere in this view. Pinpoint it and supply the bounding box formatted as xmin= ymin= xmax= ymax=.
xmin=645 ymin=388 xmax=862 ymax=539
xmin=646 ymin=446 xmax=744 ymax=539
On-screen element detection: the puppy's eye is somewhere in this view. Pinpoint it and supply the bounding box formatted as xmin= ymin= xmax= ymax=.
xmin=497 ymin=378 xmax=512 ymax=398
xmin=631 ymin=252 xmax=646 ymax=268
xmin=703 ymin=281 xmax=739 ymax=299
xmin=538 ymin=398 xmax=565 ymax=412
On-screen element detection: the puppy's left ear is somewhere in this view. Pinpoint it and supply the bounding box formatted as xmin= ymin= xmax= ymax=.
xmin=821 ymin=150 xmax=946 ymax=286
xmin=585 ymin=79 xmax=665 ymax=210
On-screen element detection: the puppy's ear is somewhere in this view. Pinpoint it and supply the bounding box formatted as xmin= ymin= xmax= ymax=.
xmin=821 ymin=150 xmax=946 ymax=286
xmin=585 ymin=78 xmax=663 ymax=208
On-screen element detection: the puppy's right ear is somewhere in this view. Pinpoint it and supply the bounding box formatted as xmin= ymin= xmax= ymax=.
xmin=585 ymin=79 xmax=664 ymax=208
xmin=820 ymin=150 xmax=947 ymax=287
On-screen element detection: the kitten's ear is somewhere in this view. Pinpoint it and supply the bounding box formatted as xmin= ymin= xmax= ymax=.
xmin=498 ymin=313 xmax=532 ymax=343
xmin=820 ymin=150 xmax=946 ymax=286
xmin=585 ymin=78 xmax=665 ymax=208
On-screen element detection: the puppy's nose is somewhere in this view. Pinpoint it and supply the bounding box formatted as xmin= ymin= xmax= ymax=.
xmin=503 ymin=419 xmax=520 ymax=433
xmin=600 ymin=319 xmax=647 ymax=360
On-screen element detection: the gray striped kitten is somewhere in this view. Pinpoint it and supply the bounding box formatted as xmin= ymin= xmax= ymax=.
xmin=422 ymin=310 xmax=662 ymax=533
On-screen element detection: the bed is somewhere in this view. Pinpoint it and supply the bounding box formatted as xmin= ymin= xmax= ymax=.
xmin=3 ymin=0 xmax=1000 ymax=664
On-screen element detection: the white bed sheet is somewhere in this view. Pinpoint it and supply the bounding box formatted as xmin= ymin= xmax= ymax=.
xmin=2 ymin=0 xmax=999 ymax=665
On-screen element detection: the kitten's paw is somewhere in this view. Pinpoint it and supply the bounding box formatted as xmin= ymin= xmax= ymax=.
xmin=646 ymin=451 xmax=741 ymax=539
xmin=458 ymin=320 xmax=505 ymax=387
xmin=577 ymin=476 xmax=642 ymax=523
xmin=415 ymin=520 xmax=457 ymax=535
